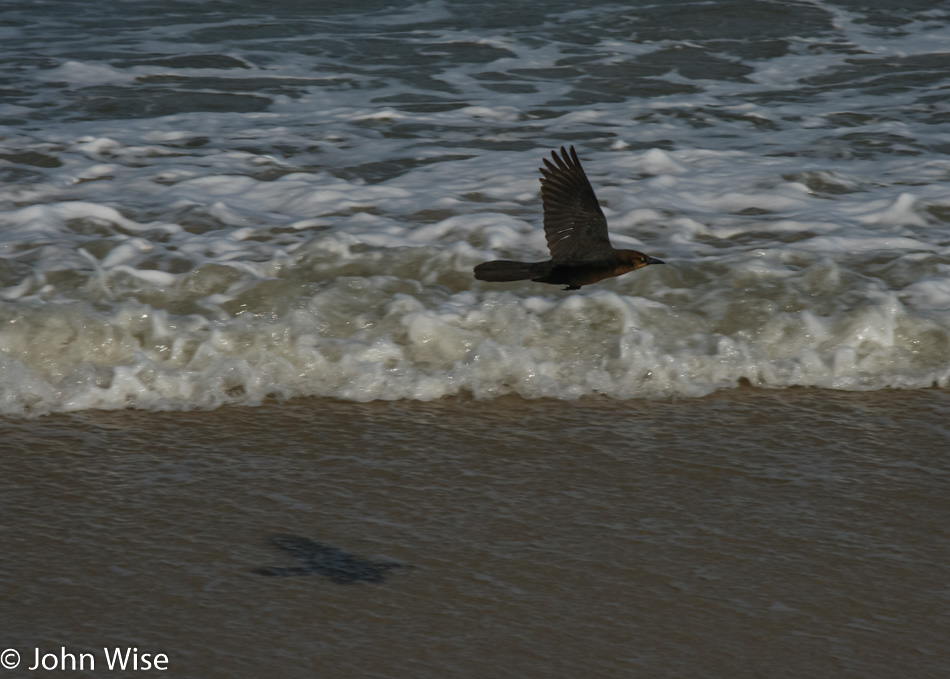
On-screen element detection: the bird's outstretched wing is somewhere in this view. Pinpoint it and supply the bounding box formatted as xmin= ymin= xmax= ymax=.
xmin=539 ymin=146 xmax=613 ymax=263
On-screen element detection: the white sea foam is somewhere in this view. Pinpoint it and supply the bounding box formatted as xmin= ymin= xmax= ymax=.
xmin=2 ymin=0 xmax=950 ymax=414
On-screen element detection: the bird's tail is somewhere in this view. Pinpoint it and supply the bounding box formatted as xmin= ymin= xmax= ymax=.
xmin=473 ymin=260 xmax=543 ymax=282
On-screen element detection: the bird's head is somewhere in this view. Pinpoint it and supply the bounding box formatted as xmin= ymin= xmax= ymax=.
xmin=618 ymin=250 xmax=664 ymax=271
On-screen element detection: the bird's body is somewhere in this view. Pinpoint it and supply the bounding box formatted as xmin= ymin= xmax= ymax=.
xmin=474 ymin=146 xmax=663 ymax=290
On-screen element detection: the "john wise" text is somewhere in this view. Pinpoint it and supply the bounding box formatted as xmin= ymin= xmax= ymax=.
xmin=27 ymin=647 xmax=168 ymax=671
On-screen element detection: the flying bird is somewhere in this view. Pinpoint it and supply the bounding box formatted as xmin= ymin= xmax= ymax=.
xmin=474 ymin=146 xmax=663 ymax=290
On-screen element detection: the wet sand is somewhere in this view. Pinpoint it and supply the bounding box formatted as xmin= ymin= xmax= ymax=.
xmin=2 ymin=388 xmax=949 ymax=678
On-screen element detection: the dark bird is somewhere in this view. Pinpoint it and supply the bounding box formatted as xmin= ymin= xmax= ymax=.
xmin=474 ymin=146 xmax=664 ymax=290
xmin=254 ymin=534 xmax=403 ymax=584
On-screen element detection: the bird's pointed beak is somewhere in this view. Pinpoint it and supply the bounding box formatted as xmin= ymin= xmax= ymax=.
xmin=647 ymin=256 xmax=665 ymax=265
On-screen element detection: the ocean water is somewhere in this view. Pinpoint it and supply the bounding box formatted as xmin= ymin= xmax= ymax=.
xmin=3 ymin=0 xmax=950 ymax=415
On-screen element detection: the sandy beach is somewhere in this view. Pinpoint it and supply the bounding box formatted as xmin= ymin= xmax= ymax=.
xmin=3 ymin=388 xmax=948 ymax=678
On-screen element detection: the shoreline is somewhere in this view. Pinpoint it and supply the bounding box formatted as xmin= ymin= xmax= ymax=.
xmin=3 ymin=386 xmax=948 ymax=677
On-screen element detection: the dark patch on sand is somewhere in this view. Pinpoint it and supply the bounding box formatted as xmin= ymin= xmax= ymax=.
xmin=254 ymin=534 xmax=403 ymax=584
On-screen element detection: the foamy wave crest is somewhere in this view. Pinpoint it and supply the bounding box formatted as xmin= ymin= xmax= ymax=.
xmin=2 ymin=255 xmax=950 ymax=416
